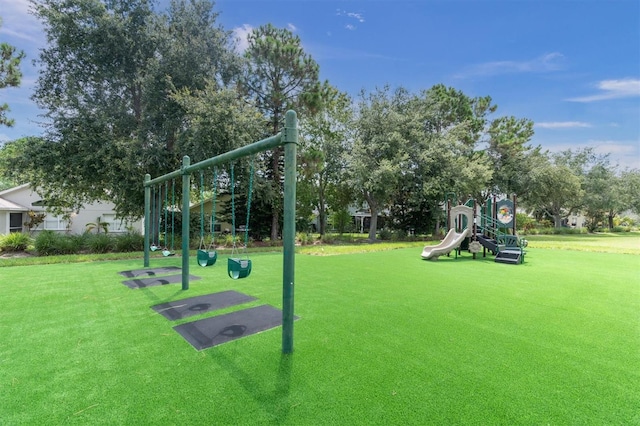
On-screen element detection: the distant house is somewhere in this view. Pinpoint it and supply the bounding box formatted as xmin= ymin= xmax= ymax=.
xmin=0 ymin=184 xmax=142 ymax=235
xmin=189 ymin=194 xmax=232 ymax=235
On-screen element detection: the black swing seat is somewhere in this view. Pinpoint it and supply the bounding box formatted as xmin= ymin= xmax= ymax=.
xmin=197 ymin=249 xmax=217 ymax=267
xmin=228 ymin=258 xmax=251 ymax=280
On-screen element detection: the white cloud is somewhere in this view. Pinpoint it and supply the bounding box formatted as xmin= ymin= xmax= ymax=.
xmin=0 ymin=0 xmax=43 ymax=44
xmin=287 ymin=23 xmax=297 ymax=32
xmin=455 ymin=52 xmax=565 ymax=78
xmin=536 ymin=121 xmax=592 ymax=129
xmin=232 ymin=24 xmax=253 ymax=54
xmin=336 ymin=9 xmax=365 ymax=30
xmin=546 ymin=140 xmax=640 ymax=169
xmin=566 ymin=78 xmax=640 ymax=102
xmin=347 ymin=12 xmax=365 ymax=23
xmin=0 ymin=0 xmax=32 ymax=16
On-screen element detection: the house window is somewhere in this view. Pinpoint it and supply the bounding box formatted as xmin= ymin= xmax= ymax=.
xmin=43 ymin=215 xmax=69 ymax=231
xmin=102 ymin=214 xmax=127 ymax=233
xmin=9 ymin=213 xmax=23 ymax=233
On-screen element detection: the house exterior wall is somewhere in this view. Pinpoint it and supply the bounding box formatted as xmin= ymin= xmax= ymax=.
xmin=0 ymin=184 xmax=142 ymax=235
xmin=0 ymin=212 xmax=7 ymax=233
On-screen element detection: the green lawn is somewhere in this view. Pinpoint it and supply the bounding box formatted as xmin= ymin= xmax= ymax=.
xmin=1 ymin=235 xmax=638 ymax=424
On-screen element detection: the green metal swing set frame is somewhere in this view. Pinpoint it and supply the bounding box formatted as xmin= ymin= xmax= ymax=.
xmin=142 ymin=110 xmax=298 ymax=353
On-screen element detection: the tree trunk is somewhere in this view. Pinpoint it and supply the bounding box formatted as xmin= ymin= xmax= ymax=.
xmin=318 ymin=205 xmax=326 ymax=235
xmin=365 ymin=192 xmax=378 ymax=241
xmin=608 ymin=211 xmax=615 ymax=230
xmin=368 ymin=208 xmax=378 ymax=241
xmin=553 ymin=214 xmax=563 ymax=228
xmin=318 ymin=180 xmax=326 ymax=235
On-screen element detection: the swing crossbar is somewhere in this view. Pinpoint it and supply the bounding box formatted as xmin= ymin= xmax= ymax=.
xmin=143 ymin=110 xmax=298 ymax=354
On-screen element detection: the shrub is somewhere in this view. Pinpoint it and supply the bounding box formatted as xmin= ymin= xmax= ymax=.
xmin=0 ymin=232 xmax=32 ymax=251
xmin=296 ymin=232 xmax=313 ymax=245
xmin=319 ymin=234 xmax=335 ymax=244
xmin=61 ymin=234 xmax=86 ymax=254
xmin=34 ymin=231 xmax=63 ymax=256
xmin=516 ymin=213 xmax=536 ymax=232
xmin=378 ymin=228 xmax=392 ymax=241
xmin=392 ymin=230 xmax=407 ymax=241
xmin=86 ymin=233 xmax=113 ymax=253
xmin=114 ymin=231 xmax=144 ymax=252
xmin=222 ymin=233 xmax=240 ymax=247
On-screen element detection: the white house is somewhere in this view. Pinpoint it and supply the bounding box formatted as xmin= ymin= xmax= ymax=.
xmin=0 ymin=184 xmax=142 ymax=235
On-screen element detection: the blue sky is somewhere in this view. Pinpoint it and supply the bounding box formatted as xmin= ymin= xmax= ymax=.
xmin=1 ymin=0 xmax=639 ymax=168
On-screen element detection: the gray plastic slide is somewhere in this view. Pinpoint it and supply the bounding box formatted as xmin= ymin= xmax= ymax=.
xmin=421 ymin=227 xmax=470 ymax=260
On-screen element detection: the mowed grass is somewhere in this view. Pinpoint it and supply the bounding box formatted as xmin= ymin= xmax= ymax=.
xmin=525 ymin=231 xmax=640 ymax=254
xmin=1 ymin=236 xmax=639 ymax=424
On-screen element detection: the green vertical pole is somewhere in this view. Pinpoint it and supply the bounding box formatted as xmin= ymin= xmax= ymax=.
xmin=144 ymin=174 xmax=151 ymax=267
xmin=282 ymin=110 xmax=298 ymax=354
xmin=181 ymin=156 xmax=191 ymax=290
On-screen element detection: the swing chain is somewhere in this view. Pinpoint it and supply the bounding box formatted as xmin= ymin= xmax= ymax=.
xmin=245 ymin=158 xmax=254 ymax=248
xmin=164 ymin=181 xmax=168 ymax=249
xmin=210 ymin=168 xmax=217 ymax=250
xmin=230 ymin=162 xmax=236 ymax=253
xmin=230 ymin=160 xmax=254 ymax=256
xmin=171 ymin=179 xmax=175 ymax=251
xmin=199 ymin=171 xmax=205 ymax=249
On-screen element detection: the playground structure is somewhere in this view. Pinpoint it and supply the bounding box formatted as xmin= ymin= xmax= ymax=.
xmin=142 ymin=110 xmax=298 ymax=353
xmin=422 ymin=194 xmax=527 ymax=264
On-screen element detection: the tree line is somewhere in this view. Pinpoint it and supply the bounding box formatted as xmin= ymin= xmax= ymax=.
xmin=1 ymin=0 xmax=638 ymax=240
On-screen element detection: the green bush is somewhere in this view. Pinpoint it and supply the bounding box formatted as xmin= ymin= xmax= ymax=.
xmin=86 ymin=233 xmax=112 ymax=253
xmin=0 ymin=232 xmax=32 ymax=251
xmin=34 ymin=231 xmax=63 ymax=256
xmin=391 ymin=230 xmax=407 ymax=241
xmin=296 ymin=232 xmax=314 ymax=245
xmin=61 ymin=234 xmax=86 ymax=254
xmin=221 ymin=233 xmax=241 ymax=247
xmin=378 ymin=228 xmax=392 ymax=241
xmin=516 ymin=213 xmax=536 ymax=232
xmin=319 ymin=234 xmax=335 ymax=244
xmin=114 ymin=231 xmax=144 ymax=252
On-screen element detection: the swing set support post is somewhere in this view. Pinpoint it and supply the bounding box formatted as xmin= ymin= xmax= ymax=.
xmin=143 ymin=174 xmax=151 ymax=267
xmin=282 ymin=110 xmax=297 ymax=354
xmin=181 ymin=156 xmax=191 ymax=290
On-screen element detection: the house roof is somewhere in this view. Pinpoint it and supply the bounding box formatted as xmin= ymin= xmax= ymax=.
xmin=0 ymin=183 xmax=31 ymax=197
xmin=0 ymin=197 xmax=28 ymax=211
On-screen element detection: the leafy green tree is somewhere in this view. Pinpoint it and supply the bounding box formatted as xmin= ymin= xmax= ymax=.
xmin=350 ymin=86 xmax=410 ymax=240
xmin=242 ymin=23 xmax=321 ymax=240
xmin=0 ymin=137 xmax=41 ymax=188
xmin=12 ymin=0 xmax=240 ymax=218
xmin=416 ymin=85 xmax=494 ymax=224
xmin=486 ymin=116 xmax=536 ymax=197
xmin=299 ymin=83 xmax=353 ymax=235
xmin=0 ymin=17 xmax=25 ymax=127
xmin=523 ymin=154 xmax=584 ymax=228
xmin=619 ymin=168 xmax=640 ymax=214
xmin=582 ymin=163 xmax=621 ymax=230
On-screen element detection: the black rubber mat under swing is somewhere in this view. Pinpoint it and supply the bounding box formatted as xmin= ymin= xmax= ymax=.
xmin=122 ymin=274 xmax=201 ymax=289
xmin=173 ymin=305 xmax=298 ymax=350
xmin=118 ymin=266 xmax=181 ymax=278
xmin=151 ymin=290 xmax=257 ymax=320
